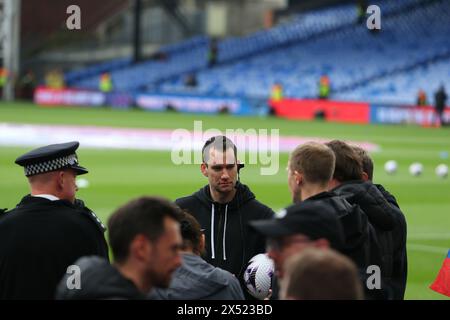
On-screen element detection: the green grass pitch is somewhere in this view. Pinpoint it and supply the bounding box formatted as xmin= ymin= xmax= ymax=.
xmin=0 ymin=102 xmax=449 ymax=299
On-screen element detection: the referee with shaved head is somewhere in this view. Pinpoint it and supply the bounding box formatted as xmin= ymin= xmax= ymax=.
xmin=0 ymin=141 xmax=108 ymax=299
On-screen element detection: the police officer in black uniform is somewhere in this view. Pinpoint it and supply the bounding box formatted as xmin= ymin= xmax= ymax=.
xmin=0 ymin=141 xmax=109 ymax=299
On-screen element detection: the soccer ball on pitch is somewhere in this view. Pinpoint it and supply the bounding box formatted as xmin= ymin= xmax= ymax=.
xmin=435 ymin=164 xmax=448 ymax=179
xmin=409 ymin=162 xmax=423 ymax=177
xmin=243 ymin=253 xmax=275 ymax=300
xmin=384 ymin=160 xmax=398 ymax=175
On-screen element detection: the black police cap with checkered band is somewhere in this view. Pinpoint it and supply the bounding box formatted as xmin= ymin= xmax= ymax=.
xmin=15 ymin=141 xmax=88 ymax=177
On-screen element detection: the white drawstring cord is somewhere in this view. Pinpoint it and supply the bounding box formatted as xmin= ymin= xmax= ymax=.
xmin=210 ymin=204 xmax=215 ymax=259
xmin=223 ymin=204 xmax=228 ymax=261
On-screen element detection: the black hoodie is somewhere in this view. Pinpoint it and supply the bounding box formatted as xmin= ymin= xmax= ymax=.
xmin=333 ymin=181 xmax=407 ymax=300
xmin=175 ymin=183 xmax=274 ymax=294
xmin=55 ymin=256 xmax=145 ymax=300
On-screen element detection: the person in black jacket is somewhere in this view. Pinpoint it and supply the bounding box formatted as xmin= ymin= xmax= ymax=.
xmin=286 ymin=142 xmax=385 ymax=299
xmin=175 ymin=136 xmax=274 ymax=297
xmin=56 ymin=196 xmax=183 ymax=300
xmin=353 ymin=146 xmax=408 ymax=300
xmin=0 ymin=142 xmax=109 ymax=299
xmin=434 ymin=84 xmax=448 ymax=126
xmin=326 ymin=140 xmax=407 ymax=300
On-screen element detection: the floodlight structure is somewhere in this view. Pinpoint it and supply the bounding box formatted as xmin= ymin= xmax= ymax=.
xmin=1 ymin=0 xmax=20 ymax=101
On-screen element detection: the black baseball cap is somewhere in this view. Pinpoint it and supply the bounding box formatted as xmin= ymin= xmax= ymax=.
xmin=249 ymin=201 xmax=345 ymax=250
xmin=15 ymin=141 xmax=88 ymax=177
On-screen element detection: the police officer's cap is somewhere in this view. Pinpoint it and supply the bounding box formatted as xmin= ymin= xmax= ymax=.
xmin=15 ymin=141 xmax=88 ymax=177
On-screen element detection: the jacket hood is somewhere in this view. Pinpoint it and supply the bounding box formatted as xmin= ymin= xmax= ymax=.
xmin=306 ymin=191 xmax=368 ymax=251
xmin=149 ymin=253 xmax=240 ymax=300
xmin=333 ymin=181 xmax=396 ymax=231
xmin=55 ymin=256 xmax=144 ymax=300
xmin=193 ymin=182 xmax=255 ymax=211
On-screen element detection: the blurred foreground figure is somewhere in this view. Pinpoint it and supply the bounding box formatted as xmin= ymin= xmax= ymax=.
xmin=150 ymin=211 xmax=244 ymax=300
xmin=281 ymin=248 xmax=363 ymax=300
xmin=56 ymin=196 xmax=183 ymax=300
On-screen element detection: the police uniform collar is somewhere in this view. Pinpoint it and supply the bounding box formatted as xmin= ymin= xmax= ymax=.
xmin=32 ymin=194 xmax=60 ymax=201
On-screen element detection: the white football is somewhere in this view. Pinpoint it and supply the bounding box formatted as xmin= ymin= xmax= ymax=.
xmin=435 ymin=164 xmax=448 ymax=178
xmin=409 ymin=163 xmax=423 ymax=176
xmin=244 ymin=253 xmax=275 ymax=300
xmin=76 ymin=178 xmax=90 ymax=188
xmin=384 ymin=160 xmax=398 ymax=175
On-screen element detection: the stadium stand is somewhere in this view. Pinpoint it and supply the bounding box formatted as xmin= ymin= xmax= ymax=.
xmin=67 ymin=0 xmax=449 ymax=105
xmin=157 ymin=0 xmax=449 ymax=102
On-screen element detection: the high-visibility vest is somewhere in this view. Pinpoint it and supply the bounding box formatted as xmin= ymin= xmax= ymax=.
xmin=0 ymin=68 xmax=8 ymax=87
xmin=319 ymin=76 xmax=330 ymax=98
xmin=99 ymin=74 xmax=113 ymax=92
xmin=418 ymin=91 xmax=427 ymax=106
xmin=45 ymin=71 xmax=65 ymax=89
xmin=271 ymin=84 xmax=283 ymax=101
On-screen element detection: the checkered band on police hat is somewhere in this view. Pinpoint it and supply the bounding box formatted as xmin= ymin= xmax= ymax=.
xmin=24 ymin=154 xmax=79 ymax=176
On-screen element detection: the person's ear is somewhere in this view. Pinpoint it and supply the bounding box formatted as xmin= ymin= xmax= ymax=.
xmin=200 ymin=163 xmax=208 ymax=178
xmin=199 ymin=234 xmax=206 ymax=254
xmin=328 ymin=179 xmax=338 ymax=190
xmin=314 ymin=238 xmax=330 ymax=249
xmin=294 ymin=170 xmax=302 ymax=185
xmin=57 ymin=171 xmax=65 ymax=190
xmin=361 ymin=172 xmax=369 ymax=181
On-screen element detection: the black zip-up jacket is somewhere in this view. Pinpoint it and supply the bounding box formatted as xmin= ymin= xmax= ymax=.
xmin=333 ymin=181 xmax=407 ymax=300
xmin=175 ymin=182 xmax=274 ymax=295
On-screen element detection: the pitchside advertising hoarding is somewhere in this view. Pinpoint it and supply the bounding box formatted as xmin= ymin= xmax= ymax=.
xmin=34 ymin=87 xmax=450 ymax=126
xmin=34 ymin=87 xmax=132 ymax=109
xmin=34 ymin=86 xmax=106 ymax=106
xmin=370 ymin=104 xmax=450 ymax=126
xmin=135 ymin=93 xmax=256 ymax=115
xmin=269 ymin=99 xmax=370 ymax=124
xmin=270 ymin=99 xmax=450 ymax=126
xmin=34 ymin=87 xmax=258 ymax=115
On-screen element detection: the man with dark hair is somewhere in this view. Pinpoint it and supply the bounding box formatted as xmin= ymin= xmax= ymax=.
xmin=150 ymin=211 xmax=244 ymax=300
xmin=282 ymin=248 xmax=363 ymax=300
xmin=325 ymin=140 xmax=363 ymax=184
xmin=326 ymin=140 xmax=407 ymax=299
xmin=286 ymin=142 xmax=383 ymax=298
xmin=0 ymin=142 xmax=108 ymax=299
xmin=56 ymin=196 xmax=183 ymax=299
xmin=352 ymin=146 xmax=374 ymax=181
xmin=176 ymin=136 xmax=274 ymax=297
xmin=352 ymin=145 xmax=408 ymax=300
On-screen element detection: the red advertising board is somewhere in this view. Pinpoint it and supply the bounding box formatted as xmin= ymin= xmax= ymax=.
xmin=270 ymin=99 xmax=370 ymax=124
